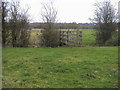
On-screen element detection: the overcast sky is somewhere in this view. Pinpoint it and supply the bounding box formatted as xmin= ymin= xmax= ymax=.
xmin=20 ymin=0 xmax=119 ymax=23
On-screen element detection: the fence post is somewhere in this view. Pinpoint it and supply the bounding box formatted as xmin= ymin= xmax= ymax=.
xmin=79 ymin=31 xmax=82 ymax=46
xmin=0 ymin=1 xmax=2 ymax=89
xmin=76 ymin=30 xmax=80 ymax=46
xmin=67 ymin=29 xmax=69 ymax=46
xmin=59 ymin=30 xmax=61 ymax=46
xmin=76 ymin=30 xmax=82 ymax=46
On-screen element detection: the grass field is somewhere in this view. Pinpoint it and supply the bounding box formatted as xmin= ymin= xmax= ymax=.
xmin=3 ymin=47 xmax=118 ymax=88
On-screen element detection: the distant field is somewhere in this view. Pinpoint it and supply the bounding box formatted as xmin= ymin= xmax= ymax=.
xmin=29 ymin=30 xmax=42 ymax=47
xmin=3 ymin=47 xmax=118 ymax=88
xmin=80 ymin=29 xmax=96 ymax=46
xmin=29 ymin=29 xmax=96 ymax=46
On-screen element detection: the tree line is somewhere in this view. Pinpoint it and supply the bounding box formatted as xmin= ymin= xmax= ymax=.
xmin=1 ymin=0 xmax=120 ymax=47
xmin=29 ymin=23 xmax=95 ymax=29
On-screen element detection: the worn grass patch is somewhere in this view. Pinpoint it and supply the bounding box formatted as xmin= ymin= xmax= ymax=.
xmin=2 ymin=47 xmax=118 ymax=88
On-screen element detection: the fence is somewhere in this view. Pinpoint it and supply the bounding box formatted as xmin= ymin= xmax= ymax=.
xmin=59 ymin=30 xmax=82 ymax=46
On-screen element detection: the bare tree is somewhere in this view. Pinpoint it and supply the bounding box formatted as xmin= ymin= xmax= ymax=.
xmin=92 ymin=0 xmax=117 ymax=45
xmin=41 ymin=2 xmax=59 ymax=47
xmin=118 ymin=22 xmax=120 ymax=46
xmin=0 ymin=1 xmax=2 ymax=88
xmin=41 ymin=2 xmax=57 ymax=23
xmin=2 ymin=1 xmax=9 ymax=47
xmin=0 ymin=1 xmax=2 ymax=48
xmin=9 ymin=0 xmax=20 ymax=47
xmin=18 ymin=8 xmax=31 ymax=47
xmin=9 ymin=0 xmax=30 ymax=47
xmin=118 ymin=1 xmax=120 ymax=46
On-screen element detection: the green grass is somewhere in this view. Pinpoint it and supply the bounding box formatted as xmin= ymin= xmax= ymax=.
xmin=3 ymin=47 xmax=118 ymax=88
xmin=80 ymin=29 xmax=96 ymax=46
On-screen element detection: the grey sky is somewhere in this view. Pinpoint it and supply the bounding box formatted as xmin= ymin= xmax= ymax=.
xmin=20 ymin=0 xmax=119 ymax=23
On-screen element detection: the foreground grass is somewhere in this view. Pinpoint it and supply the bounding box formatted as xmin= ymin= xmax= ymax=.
xmin=3 ymin=47 xmax=118 ymax=88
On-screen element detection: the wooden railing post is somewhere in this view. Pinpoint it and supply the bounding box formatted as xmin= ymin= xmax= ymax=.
xmin=79 ymin=31 xmax=82 ymax=46
xmin=0 ymin=1 xmax=2 ymax=89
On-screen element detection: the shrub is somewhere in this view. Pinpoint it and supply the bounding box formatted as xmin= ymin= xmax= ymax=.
xmin=41 ymin=29 xmax=59 ymax=47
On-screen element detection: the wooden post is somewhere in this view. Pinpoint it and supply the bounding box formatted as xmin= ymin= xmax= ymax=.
xmin=67 ymin=29 xmax=69 ymax=46
xmin=79 ymin=31 xmax=82 ymax=46
xmin=76 ymin=30 xmax=82 ymax=47
xmin=61 ymin=31 xmax=63 ymax=46
xmin=59 ymin=30 xmax=61 ymax=46
xmin=0 ymin=1 xmax=2 ymax=47
xmin=62 ymin=31 xmax=64 ymax=46
xmin=0 ymin=1 xmax=2 ymax=89
xmin=76 ymin=30 xmax=80 ymax=46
